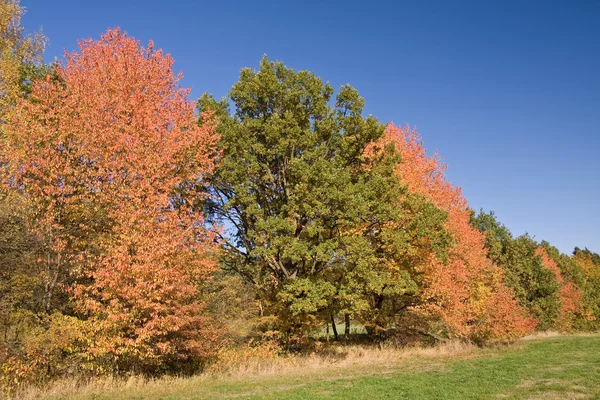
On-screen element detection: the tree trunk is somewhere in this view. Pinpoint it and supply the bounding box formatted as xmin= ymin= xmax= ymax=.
xmin=330 ymin=313 xmax=339 ymax=341
xmin=344 ymin=313 xmax=350 ymax=339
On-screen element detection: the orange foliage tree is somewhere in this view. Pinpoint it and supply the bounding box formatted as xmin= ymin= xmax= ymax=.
xmin=4 ymin=28 xmax=220 ymax=372
xmin=379 ymin=124 xmax=535 ymax=341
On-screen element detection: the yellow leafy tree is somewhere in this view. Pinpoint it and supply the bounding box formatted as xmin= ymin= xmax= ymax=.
xmin=0 ymin=0 xmax=46 ymax=119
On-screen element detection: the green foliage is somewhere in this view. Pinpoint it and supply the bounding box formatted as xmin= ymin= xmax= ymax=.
xmin=199 ymin=56 xmax=450 ymax=339
xmin=582 ymin=277 xmax=600 ymax=329
xmin=469 ymin=208 xmax=512 ymax=263
xmin=505 ymin=236 xmax=561 ymax=330
xmin=541 ymin=241 xmax=584 ymax=287
xmin=276 ymin=278 xmax=337 ymax=337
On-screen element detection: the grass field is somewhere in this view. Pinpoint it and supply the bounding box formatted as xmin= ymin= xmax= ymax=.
xmin=14 ymin=333 xmax=600 ymax=400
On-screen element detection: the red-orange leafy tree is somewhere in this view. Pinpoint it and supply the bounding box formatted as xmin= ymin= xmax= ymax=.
xmin=4 ymin=28 xmax=220 ymax=372
xmin=378 ymin=125 xmax=535 ymax=342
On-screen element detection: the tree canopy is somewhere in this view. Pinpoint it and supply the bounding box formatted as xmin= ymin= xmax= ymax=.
xmin=198 ymin=57 xmax=451 ymax=338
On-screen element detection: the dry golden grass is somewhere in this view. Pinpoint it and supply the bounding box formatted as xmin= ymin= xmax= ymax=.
xmin=207 ymin=339 xmax=477 ymax=377
xmin=7 ymin=334 xmax=600 ymax=399
xmin=9 ymin=340 xmax=478 ymax=400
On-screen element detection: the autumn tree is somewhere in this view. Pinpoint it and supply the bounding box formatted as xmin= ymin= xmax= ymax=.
xmin=573 ymin=247 xmax=600 ymax=279
xmin=4 ymin=28 xmax=220 ymax=373
xmin=379 ymin=126 xmax=535 ymax=342
xmin=199 ymin=57 xmax=451 ymax=340
xmin=572 ymin=247 xmax=600 ymax=329
xmin=472 ymin=211 xmax=561 ymax=329
xmin=472 ymin=211 xmax=588 ymax=331
xmin=536 ymin=244 xmax=585 ymax=330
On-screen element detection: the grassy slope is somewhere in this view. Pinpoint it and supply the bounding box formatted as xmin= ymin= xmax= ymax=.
xmin=25 ymin=334 xmax=600 ymax=400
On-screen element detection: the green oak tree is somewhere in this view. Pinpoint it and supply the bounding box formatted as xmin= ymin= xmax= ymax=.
xmin=198 ymin=57 xmax=451 ymax=340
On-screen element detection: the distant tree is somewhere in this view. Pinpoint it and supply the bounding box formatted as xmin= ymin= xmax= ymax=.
xmin=471 ymin=212 xmax=559 ymax=329
xmin=199 ymin=57 xmax=451 ymax=340
xmin=4 ymin=28 xmax=220 ymax=373
xmin=472 ymin=210 xmax=588 ymax=331
xmin=537 ymin=244 xmax=585 ymax=330
xmin=572 ymin=247 xmax=600 ymax=329
xmin=469 ymin=210 xmax=512 ymax=264
xmin=573 ymin=247 xmax=600 ymax=277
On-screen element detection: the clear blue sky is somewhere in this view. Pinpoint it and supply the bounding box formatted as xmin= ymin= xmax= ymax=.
xmin=22 ymin=0 xmax=599 ymax=254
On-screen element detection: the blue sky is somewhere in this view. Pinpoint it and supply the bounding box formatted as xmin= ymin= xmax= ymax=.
xmin=22 ymin=0 xmax=599 ymax=254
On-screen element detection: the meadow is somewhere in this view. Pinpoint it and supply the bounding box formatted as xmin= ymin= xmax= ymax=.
xmin=13 ymin=333 xmax=600 ymax=400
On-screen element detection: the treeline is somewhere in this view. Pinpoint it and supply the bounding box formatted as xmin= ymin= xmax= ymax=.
xmin=1 ymin=1 xmax=599 ymax=390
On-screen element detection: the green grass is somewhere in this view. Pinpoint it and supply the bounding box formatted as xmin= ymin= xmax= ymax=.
xmin=23 ymin=334 xmax=600 ymax=399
